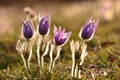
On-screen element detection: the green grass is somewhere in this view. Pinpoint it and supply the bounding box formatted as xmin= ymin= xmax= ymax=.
xmin=0 ymin=36 xmax=120 ymax=79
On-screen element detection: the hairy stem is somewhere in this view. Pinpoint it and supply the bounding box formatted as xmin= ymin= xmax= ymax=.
xmin=76 ymin=39 xmax=85 ymax=78
xmin=37 ymin=44 xmax=40 ymax=67
xmin=21 ymin=53 xmax=27 ymax=69
xmin=49 ymin=58 xmax=55 ymax=73
xmin=41 ymin=56 xmax=44 ymax=68
xmin=27 ymin=45 xmax=33 ymax=69
xmin=37 ymin=36 xmax=44 ymax=68
xmin=73 ymin=61 xmax=77 ymax=77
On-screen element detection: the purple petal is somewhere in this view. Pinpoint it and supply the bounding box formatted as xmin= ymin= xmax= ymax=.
xmin=22 ymin=20 xmax=34 ymax=39
xmin=38 ymin=15 xmax=50 ymax=35
xmin=53 ymin=25 xmax=57 ymax=35
xmin=53 ymin=26 xmax=71 ymax=45
xmin=80 ymin=17 xmax=98 ymax=40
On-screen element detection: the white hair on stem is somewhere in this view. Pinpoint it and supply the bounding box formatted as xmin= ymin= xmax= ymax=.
xmin=78 ymin=43 xmax=88 ymax=79
xmin=37 ymin=35 xmax=43 ymax=67
xmin=27 ymin=41 xmax=33 ymax=69
xmin=41 ymin=39 xmax=51 ymax=67
xmin=49 ymin=43 xmax=54 ymax=73
xmin=70 ymin=40 xmax=75 ymax=77
xmin=49 ymin=43 xmax=62 ymax=73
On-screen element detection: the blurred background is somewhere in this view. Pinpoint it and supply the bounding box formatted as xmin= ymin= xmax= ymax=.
xmin=0 ymin=0 xmax=120 ymax=70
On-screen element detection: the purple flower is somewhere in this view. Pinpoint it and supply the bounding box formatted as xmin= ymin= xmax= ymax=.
xmin=38 ymin=14 xmax=50 ymax=36
xmin=22 ymin=20 xmax=34 ymax=39
xmin=53 ymin=25 xmax=71 ymax=46
xmin=79 ymin=17 xmax=99 ymax=41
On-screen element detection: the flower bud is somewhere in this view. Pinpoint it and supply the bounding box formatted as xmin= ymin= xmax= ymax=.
xmin=22 ymin=20 xmax=34 ymax=39
xmin=79 ymin=17 xmax=99 ymax=41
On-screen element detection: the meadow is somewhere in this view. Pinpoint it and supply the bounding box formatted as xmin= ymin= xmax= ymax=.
xmin=0 ymin=0 xmax=120 ymax=80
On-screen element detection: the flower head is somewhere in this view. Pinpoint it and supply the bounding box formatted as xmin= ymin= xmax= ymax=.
xmin=53 ymin=25 xmax=71 ymax=46
xmin=79 ymin=17 xmax=99 ymax=41
xmin=38 ymin=14 xmax=50 ymax=36
xmin=22 ymin=20 xmax=34 ymax=39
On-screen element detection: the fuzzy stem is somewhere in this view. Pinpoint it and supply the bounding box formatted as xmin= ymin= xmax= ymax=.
xmin=37 ymin=36 xmax=44 ymax=68
xmin=78 ymin=69 xmax=82 ymax=78
xmin=49 ymin=58 xmax=55 ymax=73
xmin=39 ymin=56 xmax=42 ymax=68
xmin=73 ymin=60 xmax=77 ymax=77
xmin=20 ymin=53 xmax=27 ymax=69
xmin=27 ymin=45 xmax=32 ymax=69
xmin=76 ymin=62 xmax=79 ymax=78
xmin=36 ymin=36 xmax=43 ymax=79
xmin=40 ymin=36 xmax=44 ymax=68
xmin=76 ymin=39 xmax=85 ymax=78
xmin=26 ymin=39 xmax=30 ymax=69
xmin=76 ymin=62 xmax=82 ymax=78
xmin=80 ymin=58 xmax=84 ymax=66
xmin=49 ymin=44 xmax=54 ymax=73
xmin=77 ymin=52 xmax=87 ymax=78
xmin=41 ymin=56 xmax=44 ymax=68
xmin=37 ymin=44 xmax=40 ymax=67
xmin=79 ymin=39 xmax=85 ymax=50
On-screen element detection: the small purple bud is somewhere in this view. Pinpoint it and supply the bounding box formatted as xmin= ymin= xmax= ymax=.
xmin=53 ymin=25 xmax=71 ymax=46
xmin=38 ymin=14 xmax=50 ymax=36
xmin=22 ymin=20 xmax=34 ymax=39
xmin=79 ymin=17 xmax=99 ymax=41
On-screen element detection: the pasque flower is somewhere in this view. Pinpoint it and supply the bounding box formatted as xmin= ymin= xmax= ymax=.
xmin=22 ymin=20 xmax=34 ymax=39
xmin=36 ymin=14 xmax=50 ymax=68
xmin=16 ymin=19 xmax=34 ymax=69
xmin=38 ymin=14 xmax=50 ymax=36
xmin=53 ymin=25 xmax=71 ymax=46
xmin=79 ymin=17 xmax=99 ymax=41
xmin=49 ymin=25 xmax=71 ymax=73
xmin=37 ymin=35 xmax=51 ymax=68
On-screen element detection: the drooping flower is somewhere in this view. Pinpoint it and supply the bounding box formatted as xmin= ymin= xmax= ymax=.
xmin=79 ymin=17 xmax=99 ymax=41
xmin=22 ymin=20 xmax=34 ymax=39
xmin=53 ymin=25 xmax=71 ymax=46
xmin=38 ymin=14 xmax=50 ymax=36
